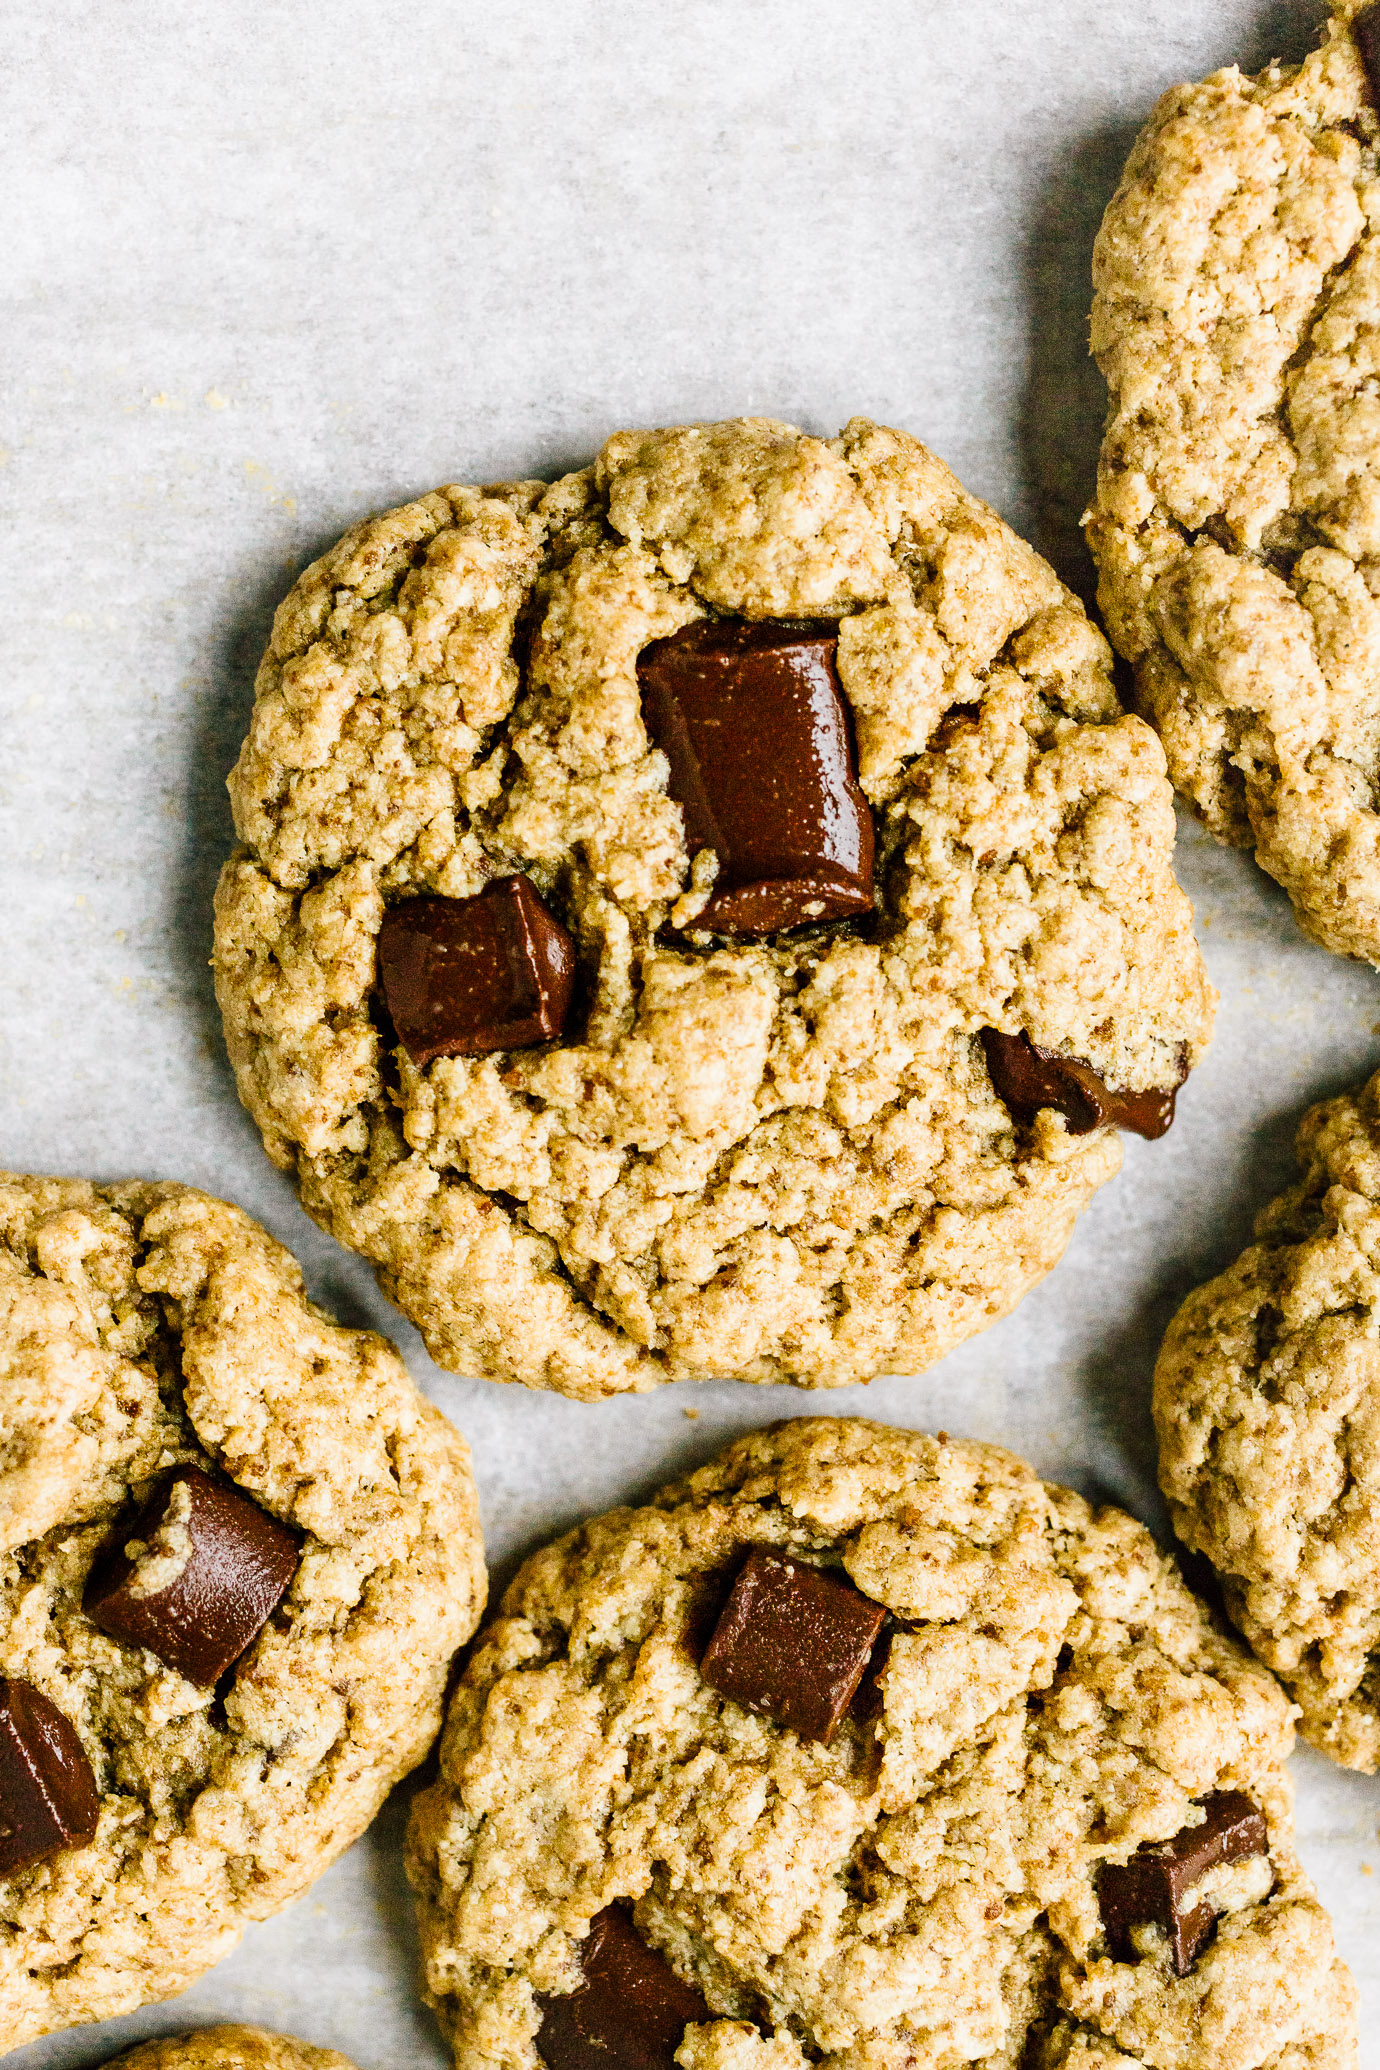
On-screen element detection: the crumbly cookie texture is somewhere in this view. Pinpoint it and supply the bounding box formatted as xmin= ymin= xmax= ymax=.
xmin=103 ymin=2028 xmax=359 ymax=2070
xmin=1087 ymin=5 xmax=1380 ymax=963
xmin=0 ymin=1172 xmax=486 ymax=2051
xmin=406 ymin=1418 xmax=1354 ymax=2070
xmin=214 ymin=417 xmax=1213 ymax=1397
xmin=1156 ymin=1063 xmax=1380 ymax=1771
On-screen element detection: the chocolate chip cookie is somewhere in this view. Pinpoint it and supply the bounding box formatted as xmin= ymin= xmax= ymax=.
xmin=214 ymin=416 xmax=1213 ymax=1396
xmin=0 ymin=1173 xmax=486 ymax=2050
xmin=103 ymin=2030 xmax=359 ymax=2070
xmin=406 ymin=1418 xmax=1354 ymax=2070
xmin=1087 ymin=3 xmax=1380 ymax=964
xmin=1156 ymin=1062 xmax=1380 ymax=1771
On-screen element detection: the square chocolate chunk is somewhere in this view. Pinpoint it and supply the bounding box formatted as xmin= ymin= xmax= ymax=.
xmin=638 ymin=619 xmax=875 ymax=936
xmin=700 ymin=1545 xmax=885 ymax=1743
xmin=1099 ymin=1790 xmax=1268 ymax=1975
xmin=378 ymin=874 xmax=576 ymax=1067
xmin=84 ymin=1466 xmax=299 ymax=1687
xmin=0 ymin=1676 xmax=100 ymax=1878
xmin=537 ymin=1904 xmax=709 ymax=2070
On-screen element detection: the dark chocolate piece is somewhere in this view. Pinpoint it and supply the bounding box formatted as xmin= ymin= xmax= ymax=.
xmin=700 ymin=1545 xmax=885 ymax=1744
xmin=1355 ymin=3 xmax=1380 ymax=104
xmin=377 ymin=875 xmax=576 ymax=1067
xmin=84 ymin=1466 xmax=298 ymax=1687
xmin=980 ymin=1027 xmax=1186 ymax=1141
xmin=637 ymin=619 xmax=875 ymax=936
xmin=1099 ymin=1790 xmax=1269 ymax=1975
xmin=0 ymin=1676 xmax=99 ymax=1877
xmin=537 ymin=1904 xmax=709 ymax=2070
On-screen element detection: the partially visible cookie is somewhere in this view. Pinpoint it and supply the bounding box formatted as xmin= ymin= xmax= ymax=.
xmin=1157 ymin=1065 xmax=1380 ymax=1771
xmin=214 ymin=415 xmax=1214 ymax=1397
xmin=0 ymin=1173 xmax=486 ymax=2050
xmin=407 ymin=1418 xmax=1354 ymax=2070
xmin=103 ymin=2028 xmax=358 ymax=2070
xmin=1086 ymin=4 xmax=1380 ymax=963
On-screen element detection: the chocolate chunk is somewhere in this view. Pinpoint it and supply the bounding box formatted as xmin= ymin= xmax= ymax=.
xmin=537 ymin=1904 xmax=709 ymax=2070
xmin=84 ymin=1467 xmax=298 ymax=1687
xmin=980 ymin=1028 xmax=1186 ymax=1141
xmin=0 ymin=1677 xmax=99 ymax=1878
xmin=378 ymin=874 xmax=576 ymax=1067
xmin=1099 ymin=1790 xmax=1269 ymax=1975
xmin=1355 ymin=3 xmax=1380 ymax=104
xmin=638 ymin=619 xmax=875 ymax=936
xmin=700 ymin=1545 xmax=885 ymax=1744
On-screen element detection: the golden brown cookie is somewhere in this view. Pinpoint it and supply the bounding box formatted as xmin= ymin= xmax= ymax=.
xmin=103 ymin=2028 xmax=359 ymax=2070
xmin=1087 ymin=4 xmax=1380 ymax=964
xmin=215 ymin=416 xmax=1213 ymax=1396
xmin=407 ymin=1418 xmax=1354 ymax=2070
xmin=0 ymin=1173 xmax=486 ymax=2049
xmin=1157 ymin=1062 xmax=1380 ymax=1771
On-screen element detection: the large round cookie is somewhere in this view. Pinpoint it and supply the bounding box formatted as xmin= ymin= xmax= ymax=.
xmin=1157 ymin=1064 xmax=1380 ymax=1772
xmin=1087 ymin=4 xmax=1380 ymax=964
xmin=214 ymin=416 xmax=1213 ymax=1397
xmin=104 ymin=2029 xmax=358 ymax=2070
xmin=406 ymin=1418 xmax=1354 ymax=2070
xmin=0 ymin=1173 xmax=486 ymax=2050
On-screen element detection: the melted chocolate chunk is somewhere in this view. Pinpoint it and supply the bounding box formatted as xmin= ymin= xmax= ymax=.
xmin=1355 ymin=3 xmax=1380 ymax=103
xmin=537 ymin=1905 xmax=709 ymax=2070
xmin=980 ymin=1028 xmax=1185 ymax=1141
xmin=84 ymin=1467 xmax=299 ymax=1687
xmin=1099 ymin=1790 xmax=1268 ymax=1975
xmin=0 ymin=1676 xmax=99 ymax=1877
xmin=700 ymin=1545 xmax=885 ymax=1744
xmin=378 ymin=875 xmax=576 ymax=1067
xmin=638 ymin=619 xmax=875 ymax=936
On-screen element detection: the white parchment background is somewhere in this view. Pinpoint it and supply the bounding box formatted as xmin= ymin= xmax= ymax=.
xmin=4 ymin=0 xmax=1378 ymax=2062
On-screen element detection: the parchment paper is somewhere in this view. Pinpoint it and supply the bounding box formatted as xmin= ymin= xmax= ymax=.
xmin=4 ymin=2 xmax=1377 ymax=2062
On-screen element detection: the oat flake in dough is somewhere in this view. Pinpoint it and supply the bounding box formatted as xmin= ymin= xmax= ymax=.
xmin=214 ymin=416 xmax=1214 ymax=1397
xmin=1087 ymin=3 xmax=1380 ymax=964
xmin=407 ymin=1418 xmax=1355 ymax=2070
xmin=0 ymin=1173 xmax=486 ymax=2051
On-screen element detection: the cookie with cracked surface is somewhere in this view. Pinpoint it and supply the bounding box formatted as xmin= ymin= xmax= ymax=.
xmin=1087 ymin=4 xmax=1380 ymax=964
xmin=406 ymin=1418 xmax=1354 ymax=2070
xmin=1156 ymin=1061 xmax=1380 ymax=1771
xmin=103 ymin=2028 xmax=360 ymax=2070
xmin=214 ymin=416 xmax=1213 ymax=1397
xmin=0 ymin=1172 xmax=486 ymax=2050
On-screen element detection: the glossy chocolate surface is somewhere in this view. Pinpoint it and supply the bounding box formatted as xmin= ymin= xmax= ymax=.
xmin=84 ymin=1466 xmax=299 ymax=1687
xmin=1099 ymin=1790 xmax=1268 ymax=1975
xmin=0 ymin=1676 xmax=100 ymax=1878
xmin=378 ymin=874 xmax=576 ymax=1066
xmin=638 ymin=619 xmax=875 ymax=935
xmin=537 ymin=1904 xmax=709 ymax=2070
xmin=700 ymin=1545 xmax=885 ymax=1744
xmin=980 ymin=1027 xmax=1185 ymax=1140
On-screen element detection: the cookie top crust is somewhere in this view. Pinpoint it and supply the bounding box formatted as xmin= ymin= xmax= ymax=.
xmin=103 ymin=2029 xmax=359 ymax=2070
xmin=0 ymin=1173 xmax=486 ymax=2051
xmin=215 ymin=416 xmax=1213 ymax=1397
xmin=406 ymin=1418 xmax=1354 ymax=2070
xmin=1156 ymin=1063 xmax=1380 ymax=1771
xmin=1086 ymin=6 xmax=1380 ymax=964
